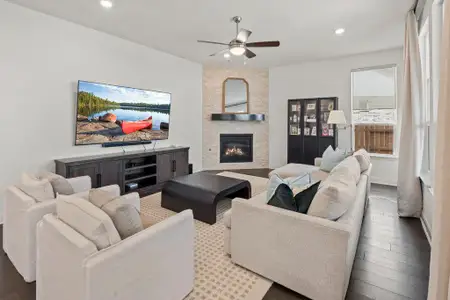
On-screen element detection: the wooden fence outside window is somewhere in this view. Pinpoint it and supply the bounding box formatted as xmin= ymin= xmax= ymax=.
xmin=354 ymin=124 xmax=394 ymax=154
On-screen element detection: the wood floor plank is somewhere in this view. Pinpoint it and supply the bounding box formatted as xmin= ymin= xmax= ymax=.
xmin=352 ymin=258 xmax=429 ymax=283
xmin=351 ymin=269 xmax=428 ymax=299
xmin=349 ymin=279 xmax=413 ymax=300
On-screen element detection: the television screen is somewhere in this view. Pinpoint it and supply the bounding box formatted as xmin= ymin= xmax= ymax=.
xmin=75 ymin=81 xmax=171 ymax=145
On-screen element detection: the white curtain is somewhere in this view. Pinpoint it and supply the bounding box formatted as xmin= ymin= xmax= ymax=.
xmin=428 ymin=2 xmax=450 ymax=299
xmin=397 ymin=10 xmax=424 ymax=217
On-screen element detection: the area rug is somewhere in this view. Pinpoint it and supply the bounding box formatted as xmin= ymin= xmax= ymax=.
xmin=140 ymin=172 xmax=272 ymax=300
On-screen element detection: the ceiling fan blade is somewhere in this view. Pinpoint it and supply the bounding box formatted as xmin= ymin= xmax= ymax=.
xmin=246 ymin=41 xmax=280 ymax=48
xmin=198 ymin=40 xmax=229 ymax=46
xmin=244 ymin=49 xmax=256 ymax=59
xmin=236 ymin=29 xmax=252 ymax=43
xmin=209 ymin=48 xmax=229 ymax=57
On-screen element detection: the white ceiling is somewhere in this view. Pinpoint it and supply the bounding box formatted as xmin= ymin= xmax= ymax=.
xmin=8 ymin=0 xmax=414 ymax=68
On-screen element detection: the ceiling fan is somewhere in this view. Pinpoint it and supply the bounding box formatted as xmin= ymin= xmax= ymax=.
xmin=197 ymin=16 xmax=280 ymax=59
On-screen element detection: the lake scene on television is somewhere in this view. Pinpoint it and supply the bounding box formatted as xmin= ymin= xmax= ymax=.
xmin=76 ymin=81 xmax=171 ymax=145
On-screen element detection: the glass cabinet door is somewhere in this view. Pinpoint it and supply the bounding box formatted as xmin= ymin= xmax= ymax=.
xmin=288 ymin=101 xmax=301 ymax=136
xmin=303 ymin=100 xmax=317 ymax=137
xmin=320 ymin=99 xmax=335 ymax=137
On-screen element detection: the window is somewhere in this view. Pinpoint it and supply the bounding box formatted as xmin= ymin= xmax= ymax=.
xmin=419 ymin=0 xmax=444 ymax=187
xmin=420 ymin=19 xmax=432 ymax=172
xmin=351 ymin=66 xmax=397 ymax=155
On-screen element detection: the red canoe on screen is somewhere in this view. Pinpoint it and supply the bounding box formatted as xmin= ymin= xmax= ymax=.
xmin=118 ymin=117 xmax=153 ymax=134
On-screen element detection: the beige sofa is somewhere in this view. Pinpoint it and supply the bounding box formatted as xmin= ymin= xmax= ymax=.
xmin=224 ymin=160 xmax=372 ymax=300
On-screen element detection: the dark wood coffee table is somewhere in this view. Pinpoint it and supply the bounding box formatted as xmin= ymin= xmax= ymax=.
xmin=161 ymin=173 xmax=251 ymax=224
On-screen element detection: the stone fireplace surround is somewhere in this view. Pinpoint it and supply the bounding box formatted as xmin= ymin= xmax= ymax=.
xmin=202 ymin=67 xmax=269 ymax=170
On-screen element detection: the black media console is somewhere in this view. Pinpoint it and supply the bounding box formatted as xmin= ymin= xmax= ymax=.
xmin=55 ymin=146 xmax=189 ymax=197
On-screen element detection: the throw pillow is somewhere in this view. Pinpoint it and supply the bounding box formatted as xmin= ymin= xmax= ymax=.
xmin=353 ymin=148 xmax=371 ymax=172
xmin=308 ymin=172 xmax=357 ymax=220
xmin=89 ymin=188 xmax=117 ymax=209
xmin=102 ymin=196 xmax=144 ymax=239
xmin=267 ymin=184 xmax=297 ymax=212
xmin=56 ymin=194 xmax=121 ymax=250
xmin=329 ymin=156 xmax=361 ymax=184
xmin=320 ymin=146 xmax=346 ymax=172
xmin=40 ymin=172 xmax=74 ymax=196
xmin=18 ymin=173 xmax=55 ymax=202
xmin=267 ymin=173 xmax=311 ymax=202
xmin=294 ymin=181 xmax=321 ymax=213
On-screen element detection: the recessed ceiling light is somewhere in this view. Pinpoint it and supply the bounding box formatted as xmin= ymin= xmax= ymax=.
xmin=100 ymin=0 xmax=113 ymax=8
xmin=335 ymin=28 xmax=345 ymax=36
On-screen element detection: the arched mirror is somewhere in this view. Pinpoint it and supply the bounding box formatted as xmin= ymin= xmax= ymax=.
xmin=222 ymin=78 xmax=249 ymax=113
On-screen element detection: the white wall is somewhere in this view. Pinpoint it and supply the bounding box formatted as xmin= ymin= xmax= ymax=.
xmin=269 ymin=48 xmax=403 ymax=186
xmin=0 ymin=1 xmax=203 ymax=223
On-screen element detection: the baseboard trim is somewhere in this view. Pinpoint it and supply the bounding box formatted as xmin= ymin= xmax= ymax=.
xmin=420 ymin=215 xmax=432 ymax=245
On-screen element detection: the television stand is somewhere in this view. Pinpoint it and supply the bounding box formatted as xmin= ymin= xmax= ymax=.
xmin=55 ymin=146 xmax=189 ymax=197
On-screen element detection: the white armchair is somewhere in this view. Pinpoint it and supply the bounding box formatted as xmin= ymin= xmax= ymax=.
xmin=2 ymin=176 xmax=120 ymax=282
xmin=36 ymin=209 xmax=195 ymax=300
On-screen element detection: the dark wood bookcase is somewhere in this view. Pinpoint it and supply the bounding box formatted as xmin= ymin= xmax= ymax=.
xmin=287 ymin=97 xmax=338 ymax=165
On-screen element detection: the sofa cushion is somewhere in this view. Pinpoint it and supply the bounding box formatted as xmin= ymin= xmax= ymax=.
xmin=311 ymin=170 xmax=329 ymax=182
xmin=89 ymin=188 xmax=117 ymax=209
xmin=102 ymin=197 xmax=144 ymax=239
xmin=268 ymin=163 xmax=319 ymax=179
xmin=56 ymin=194 xmax=121 ymax=250
xmin=268 ymin=184 xmax=297 ymax=212
xmin=294 ymin=181 xmax=321 ymax=213
xmin=320 ymin=146 xmax=346 ymax=172
xmin=40 ymin=172 xmax=74 ymax=196
xmin=18 ymin=173 xmax=55 ymax=202
xmin=218 ymin=171 xmax=269 ymax=196
xmin=330 ymin=156 xmax=361 ymax=183
xmin=308 ymin=172 xmax=357 ymax=220
xmin=353 ymin=148 xmax=371 ymax=172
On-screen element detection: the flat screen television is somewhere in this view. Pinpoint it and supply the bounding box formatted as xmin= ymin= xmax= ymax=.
xmin=75 ymin=81 xmax=171 ymax=146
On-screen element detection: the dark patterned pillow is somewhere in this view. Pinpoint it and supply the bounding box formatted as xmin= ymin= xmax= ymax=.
xmin=267 ymin=184 xmax=296 ymax=212
xmin=294 ymin=181 xmax=321 ymax=213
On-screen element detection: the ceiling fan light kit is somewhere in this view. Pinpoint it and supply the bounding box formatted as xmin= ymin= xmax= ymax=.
xmin=230 ymin=45 xmax=246 ymax=56
xmin=197 ymin=16 xmax=280 ymax=60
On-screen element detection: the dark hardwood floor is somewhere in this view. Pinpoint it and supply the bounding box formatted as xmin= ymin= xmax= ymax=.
xmin=0 ymin=169 xmax=430 ymax=300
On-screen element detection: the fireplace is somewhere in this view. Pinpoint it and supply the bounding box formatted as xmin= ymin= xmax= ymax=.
xmin=220 ymin=134 xmax=253 ymax=163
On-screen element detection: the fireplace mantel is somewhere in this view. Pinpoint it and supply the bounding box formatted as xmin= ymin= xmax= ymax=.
xmin=211 ymin=113 xmax=265 ymax=122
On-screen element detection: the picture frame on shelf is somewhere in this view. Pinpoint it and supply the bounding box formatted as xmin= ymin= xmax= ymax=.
xmin=304 ymin=127 xmax=310 ymax=136
xmin=290 ymin=125 xmax=299 ymax=136
xmin=311 ymin=126 xmax=317 ymax=136
xmin=307 ymin=103 xmax=316 ymax=110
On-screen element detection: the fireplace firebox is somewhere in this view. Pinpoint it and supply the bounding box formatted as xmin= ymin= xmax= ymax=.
xmin=220 ymin=134 xmax=253 ymax=163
